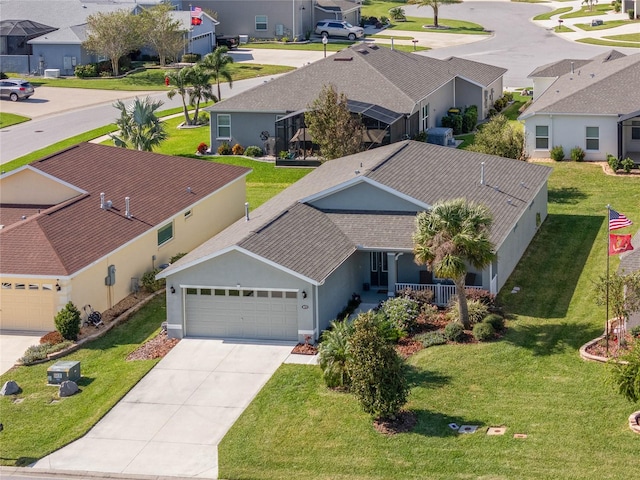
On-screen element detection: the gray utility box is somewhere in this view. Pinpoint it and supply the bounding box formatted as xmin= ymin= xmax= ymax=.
xmin=47 ymin=361 xmax=81 ymax=385
xmin=426 ymin=127 xmax=454 ymax=147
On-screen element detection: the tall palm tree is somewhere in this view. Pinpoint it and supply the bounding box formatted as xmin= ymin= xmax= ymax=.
xmin=201 ymin=47 xmax=234 ymax=100
xmin=166 ymin=67 xmax=194 ymax=125
xmin=188 ymin=65 xmax=218 ymax=125
xmin=407 ymin=0 xmax=462 ymax=28
xmin=110 ymin=96 xmax=168 ymax=151
xmin=412 ymin=198 xmax=495 ymax=329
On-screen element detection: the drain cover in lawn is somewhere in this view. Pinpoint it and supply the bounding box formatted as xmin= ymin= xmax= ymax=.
xmin=486 ymin=426 xmax=507 ymax=435
xmin=458 ymin=425 xmax=478 ymax=434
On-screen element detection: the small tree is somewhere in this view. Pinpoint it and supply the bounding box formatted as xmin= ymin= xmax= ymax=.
xmin=609 ymin=338 xmax=640 ymax=403
xmin=318 ymin=320 xmax=353 ymax=389
xmin=55 ymin=302 xmax=81 ymax=341
xmin=407 ymin=0 xmax=462 ymax=28
xmin=347 ymin=311 xmax=409 ymax=420
xmin=188 ymin=65 xmax=218 ymax=124
xmin=389 ymin=7 xmax=406 ymax=21
xmin=110 ymin=96 xmax=168 ymax=151
xmin=467 ymin=114 xmax=526 ymax=160
xmin=593 ymin=271 xmax=640 ymax=338
xmin=84 ymin=10 xmax=143 ymax=76
xmin=140 ymin=3 xmax=187 ymax=67
xmin=582 ymin=0 xmax=597 ymax=12
xmin=304 ymin=84 xmax=365 ymax=161
xmin=166 ymin=67 xmax=194 ymax=125
xmin=200 ymin=47 xmax=234 ymax=101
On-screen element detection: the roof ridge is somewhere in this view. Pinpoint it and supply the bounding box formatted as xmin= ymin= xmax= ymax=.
xmin=0 ymin=193 xmax=88 ymax=234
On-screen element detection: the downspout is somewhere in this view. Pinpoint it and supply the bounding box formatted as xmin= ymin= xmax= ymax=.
xmin=617 ymin=118 xmax=623 ymax=160
xmin=314 ymin=283 xmax=320 ymax=341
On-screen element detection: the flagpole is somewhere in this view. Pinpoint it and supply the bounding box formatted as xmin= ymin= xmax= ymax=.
xmin=606 ymin=204 xmax=610 ymax=355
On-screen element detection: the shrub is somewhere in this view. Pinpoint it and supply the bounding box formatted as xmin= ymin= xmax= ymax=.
xmin=483 ymin=313 xmax=505 ymax=331
xmin=444 ymin=322 xmax=465 ymax=342
xmin=281 ymin=36 xmax=290 ymax=43
xmin=465 ymin=288 xmax=497 ymax=309
xmin=244 ymin=145 xmax=263 ymax=157
xmin=621 ymin=157 xmax=635 ymax=173
xmin=181 ymin=53 xmax=201 ymax=63
xmin=473 ymin=322 xmax=495 ymax=341
xmin=607 ymin=153 xmax=619 ymax=171
xmin=54 ymin=302 xmax=81 ymax=341
xmin=441 ymin=113 xmax=463 ymax=135
xmin=75 ymin=64 xmax=98 ymax=78
xmin=608 ymin=338 xmax=640 ymax=402
xmin=448 ymin=299 xmax=489 ymax=326
xmin=628 ymin=8 xmax=635 ymax=19
xmin=0 ymin=71 xmax=8 ymax=79
xmin=318 ymin=320 xmax=353 ymax=389
xmin=399 ymin=287 xmax=434 ymax=308
xmin=380 ymin=15 xmax=389 ymax=24
xmin=231 ymin=143 xmax=245 ymax=155
xmin=20 ymin=341 xmax=74 ymax=365
xmin=415 ymin=331 xmax=447 ymax=348
xmin=141 ymin=268 xmax=165 ymax=292
xmin=493 ymin=97 xmax=506 ymax=112
xmin=550 ymin=145 xmax=565 ymax=162
xmin=462 ymin=105 xmax=478 ymax=134
xmin=412 ymin=131 xmax=427 ymax=142
xmin=502 ymin=91 xmax=514 ymax=102
xmin=169 ymin=252 xmax=187 ymax=264
xmin=630 ymin=325 xmax=640 ymax=338
xmin=380 ymin=296 xmax=420 ymax=336
xmin=217 ymin=142 xmax=232 ymax=155
xmin=347 ymin=311 xmax=409 ymax=420
xmin=40 ymin=331 xmax=64 ymax=345
xmin=570 ymin=146 xmax=585 ymax=162
xmin=197 ymin=142 xmax=208 ymax=154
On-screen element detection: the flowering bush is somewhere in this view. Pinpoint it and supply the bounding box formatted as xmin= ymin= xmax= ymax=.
xmin=232 ymin=143 xmax=245 ymax=155
xmin=380 ymin=297 xmax=420 ymax=336
xmin=197 ymin=142 xmax=208 ymax=154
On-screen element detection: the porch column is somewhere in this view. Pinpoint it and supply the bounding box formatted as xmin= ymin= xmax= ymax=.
xmin=387 ymin=252 xmax=402 ymax=297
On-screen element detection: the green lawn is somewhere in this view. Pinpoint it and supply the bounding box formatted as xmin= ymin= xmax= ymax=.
xmin=603 ymin=32 xmax=640 ymax=42
xmin=0 ymin=112 xmax=30 ymax=128
xmin=26 ymin=64 xmax=294 ymax=91
xmin=533 ymin=7 xmax=572 ymax=21
xmin=575 ymin=19 xmax=639 ymax=30
xmin=554 ymin=25 xmax=575 ymax=33
xmin=560 ymin=4 xmax=612 ymax=18
xmin=0 ymin=295 xmax=167 ymax=466
xmin=218 ymin=162 xmax=640 ymax=480
xmin=577 ymin=37 xmax=640 ymax=47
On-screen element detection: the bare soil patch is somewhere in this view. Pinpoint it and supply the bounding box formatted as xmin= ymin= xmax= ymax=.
xmin=127 ymin=330 xmax=180 ymax=361
xmin=373 ymin=410 xmax=417 ymax=435
xmin=291 ymin=342 xmax=318 ymax=355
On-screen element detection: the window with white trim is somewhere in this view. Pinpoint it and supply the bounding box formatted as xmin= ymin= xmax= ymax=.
xmin=255 ymin=15 xmax=268 ymax=31
xmin=535 ymin=125 xmax=549 ymax=149
xmin=157 ymin=222 xmax=173 ymax=246
xmin=421 ymin=103 xmax=429 ymax=131
xmin=632 ymin=121 xmax=640 ymax=140
xmin=586 ymin=126 xmax=599 ymax=150
xmin=217 ymin=114 xmax=231 ymax=139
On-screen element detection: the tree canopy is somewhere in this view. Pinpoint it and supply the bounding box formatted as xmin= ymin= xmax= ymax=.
xmin=413 ymin=198 xmax=495 ymax=329
xmin=467 ymin=114 xmax=526 ymax=160
xmin=84 ymin=9 xmax=143 ymax=76
xmin=200 ymin=47 xmax=234 ymax=100
xmin=304 ymin=84 xmax=365 ymax=161
xmin=110 ymin=96 xmax=168 ymax=151
xmin=140 ymin=3 xmax=187 ymax=67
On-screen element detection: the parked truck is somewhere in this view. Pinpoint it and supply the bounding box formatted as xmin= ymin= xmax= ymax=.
xmin=215 ymin=34 xmax=240 ymax=49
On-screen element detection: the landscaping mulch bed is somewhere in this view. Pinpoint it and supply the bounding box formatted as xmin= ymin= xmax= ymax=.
xmin=291 ymin=342 xmax=318 ymax=355
xmin=76 ymin=292 xmax=151 ymax=342
xmin=126 ymin=330 xmax=180 ymax=361
xmin=373 ymin=410 xmax=417 ymax=435
xmin=584 ymin=334 xmax=635 ymax=359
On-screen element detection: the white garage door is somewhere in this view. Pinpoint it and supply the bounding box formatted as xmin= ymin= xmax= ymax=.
xmin=185 ymin=287 xmax=299 ymax=341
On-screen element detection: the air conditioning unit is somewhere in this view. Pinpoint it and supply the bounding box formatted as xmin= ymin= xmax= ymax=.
xmin=44 ymin=69 xmax=60 ymax=78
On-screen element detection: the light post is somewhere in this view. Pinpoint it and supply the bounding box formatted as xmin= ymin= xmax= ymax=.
xmin=322 ymin=35 xmax=328 ymax=58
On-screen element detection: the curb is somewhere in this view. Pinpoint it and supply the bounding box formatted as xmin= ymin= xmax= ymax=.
xmin=0 ymin=466 xmax=204 ymax=480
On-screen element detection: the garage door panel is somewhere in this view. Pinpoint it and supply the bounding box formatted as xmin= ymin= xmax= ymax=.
xmin=185 ymin=289 xmax=298 ymax=341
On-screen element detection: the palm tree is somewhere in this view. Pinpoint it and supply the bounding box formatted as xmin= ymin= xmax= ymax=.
xmin=166 ymin=67 xmax=194 ymax=125
xmin=407 ymin=0 xmax=462 ymax=28
xmin=188 ymin=65 xmax=218 ymax=125
xmin=412 ymin=198 xmax=495 ymax=329
xmin=201 ymin=47 xmax=234 ymax=100
xmin=110 ymin=96 xmax=168 ymax=151
xmin=318 ymin=320 xmax=353 ymax=389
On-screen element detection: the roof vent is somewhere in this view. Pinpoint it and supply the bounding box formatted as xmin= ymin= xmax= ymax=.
xmin=100 ymin=192 xmax=105 ymax=209
xmin=245 ymin=202 xmax=250 ymax=221
xmin=105 ymin=200 xmax=113 ymax=209
xmin=590 ymin=73 xmax=595 ymax=78
xmin=125 ymin=196 xmax=131 ymax=219
xmin=21 ymin=215 xmax=27 ymax=220
xmin=570 ymin=61 xmax=574 ymax=74
xmin=480 ymin=162 xmax=485 ymax=185
xmin=186 ymin=186 xmax=192 ymax=193
xmin=357 ymin=49 xmax=369 ymax=54
xmin=334 ymin=57 xmax=353 ymax=62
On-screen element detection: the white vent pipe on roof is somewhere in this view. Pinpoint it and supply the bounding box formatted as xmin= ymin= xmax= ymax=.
xmin=245 ymin=202 xmax=250 ymax=221
xmin=100 ymin=192 xmax=105 ymax=209
xmin=125 ymin=197 xmax=131 ymax=218
xmin=480 ymin=162 xmax=485 ymax=185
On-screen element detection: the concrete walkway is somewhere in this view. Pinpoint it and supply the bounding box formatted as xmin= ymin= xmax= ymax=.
xmin=31 ymin=339 xmax=304 ymax=478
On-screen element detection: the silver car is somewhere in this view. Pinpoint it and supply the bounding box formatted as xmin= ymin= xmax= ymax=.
xmin=0 ymin=78 xmax=34 ymax=101
xmin=315 ymin=20 xmax=364 ymax=40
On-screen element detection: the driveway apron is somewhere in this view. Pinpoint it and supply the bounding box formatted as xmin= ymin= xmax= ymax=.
xmin=31 ymin=339 xmax=294 ymax=478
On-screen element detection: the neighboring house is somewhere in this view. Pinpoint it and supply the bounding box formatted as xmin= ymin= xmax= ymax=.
xmin=206 ymin=44 xmax=506 ymax=155
xmin=0 ymin=0 xmax=218 ymax=74
xmin=0 ymin=143 xmax=250 ymax=332
xmin=521 ymin=51 xmax=640 ymax=162
xmin=622 ymin=0 xmax=639 ymax=18
xmin=158 ymin=140 xmax=551 ymax=342
xmin=173 ymin=0 xmax=361 ymax=40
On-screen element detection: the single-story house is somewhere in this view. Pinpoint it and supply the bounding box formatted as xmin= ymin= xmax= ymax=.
xmin=0 ymin=143 xmax=250 ymax=332
xmin=205 ymin=43 xmax=506 ymax=155
xmin=521 ymin=51 xmax=640 ymax=162
xmin=158 ymin=140 xmax=551 ymax=342
xmin=173 ymin=0 xmax=361 ymax=40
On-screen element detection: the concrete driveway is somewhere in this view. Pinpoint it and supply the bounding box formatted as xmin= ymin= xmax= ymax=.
xmin=31 ymin=339 xmax=298 ymax=478
xmin=0 ymin=331 xmax=43 ymax=375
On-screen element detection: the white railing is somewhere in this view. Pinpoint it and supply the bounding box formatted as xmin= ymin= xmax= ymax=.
xmin=395 ymin=283 xmax=482 ymax=307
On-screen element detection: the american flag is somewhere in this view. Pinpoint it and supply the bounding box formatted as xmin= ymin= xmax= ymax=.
xmin=609 ymin=208 xmax=632 ymax=231
xmin=190 ymin=6 xmax=202 ymax=17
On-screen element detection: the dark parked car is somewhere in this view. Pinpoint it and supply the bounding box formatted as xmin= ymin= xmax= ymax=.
xmin=216 ymin=34 xmax=240 ymax=49
xmin=0 ymin=78 xmax=34 ymax=101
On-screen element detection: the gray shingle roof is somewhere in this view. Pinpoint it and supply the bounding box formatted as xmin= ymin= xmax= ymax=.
xmin=619 ymin=231 xmax=640 ymax=275
xmin=206 ymin=44 xmax=505 ymax=116
xmin=443 ymin=56 xmax=507 ymax=87
xmin=162 ymin=141 xmax=551 ymax=283
xmin=521 ymin=52 xmax=640 ymax=118
xmin=527 ymin=50 xmax=626 ymax=78
xmin=29 ymin=24 xmax=87 ymax=44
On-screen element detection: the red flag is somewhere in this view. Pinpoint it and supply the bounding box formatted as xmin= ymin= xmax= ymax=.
xmin=609 ymin=234 xmax=634 ymax=255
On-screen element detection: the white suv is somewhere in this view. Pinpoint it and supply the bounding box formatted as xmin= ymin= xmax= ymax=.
xmin=315 ymin=20 xmax=364 ymax=40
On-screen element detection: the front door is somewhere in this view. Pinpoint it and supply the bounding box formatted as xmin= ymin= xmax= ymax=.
xmin=370 ymin=252 xmax=388 ymax=287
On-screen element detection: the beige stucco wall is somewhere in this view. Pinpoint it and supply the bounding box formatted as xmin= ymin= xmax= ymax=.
xmin=0 ymin=168 xmax=81 ymax=205
xmin=0 ymin=178 xmax=247 ymax=332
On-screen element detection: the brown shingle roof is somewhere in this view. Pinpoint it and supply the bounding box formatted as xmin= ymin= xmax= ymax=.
xmin=162 ymin=141 xmax=551 ymax=283
xmin=0 ymin=143 xmax=250 ymax=276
